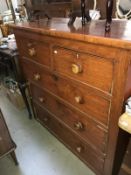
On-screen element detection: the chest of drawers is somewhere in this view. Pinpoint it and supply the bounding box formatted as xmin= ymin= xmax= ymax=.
xmin=11 ymin=19 xmax=131 ymax=175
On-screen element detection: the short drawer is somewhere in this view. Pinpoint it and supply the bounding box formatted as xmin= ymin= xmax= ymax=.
xmin=34 ymin=103 xmax=105 ymax=174
xmin=31 ymin=84 xmax=107 ymax=154
xmin=52 ymin=46 xmax=114 ymax=93
xmin=22 ymin=59 xmax=110 ymax=126
xmin=17 ymin=36 xmax=51 ymax=67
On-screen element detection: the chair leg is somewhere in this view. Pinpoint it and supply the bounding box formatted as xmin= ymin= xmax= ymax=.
xmin=19 ymin=83 xmax=32 ymax=119
xmin=10 ymin=151 xmax=19 ymax=165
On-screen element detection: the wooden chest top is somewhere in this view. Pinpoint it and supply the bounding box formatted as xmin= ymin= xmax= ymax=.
xmin=11 ymin=18 xmax=131 ymax=50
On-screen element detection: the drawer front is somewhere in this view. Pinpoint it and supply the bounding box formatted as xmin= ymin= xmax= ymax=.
xmin=53 ymin=47 xmax=114 ymax=93
xmin=31 ymin=84 xmax=107 ymax=153
xmin=22 ymin=59 xmax=110 ymax=126
xmin=18 ymin=37 xmax=51 ymax=67
xmin=34 ymin=103 xmax=105 ymax=174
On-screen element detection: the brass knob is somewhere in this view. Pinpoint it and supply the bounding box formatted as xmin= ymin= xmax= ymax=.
xmin=76 ymin=146 xmax=82 ymax=153
xmin=28 ymin=48 xmax=36 ymax=57
xmin=74 ymin=122 xmax=84 ymax=130
xmin=71 ymin=64 xmax=82 ymax=74
xmin=54 ymin=50 xmax=58 ymax=54
xmin=34 ymin=73 xmax=40 ymax=81
xmin=75 ymin=96 xmax=83 ymax=104
xmin=38 ymin=97 xmax=45 ymax=103
xmin=76 ymin=53 xmax=80 ymax=59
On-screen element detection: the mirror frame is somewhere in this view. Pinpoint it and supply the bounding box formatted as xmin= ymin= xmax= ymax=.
xmin=116 ymin=0 xmax=131 ymax=19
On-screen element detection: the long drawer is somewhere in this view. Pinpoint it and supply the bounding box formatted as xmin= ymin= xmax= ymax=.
xmin=22 ymin=59 xmax=110 ymax=126
xmin=34 ymin=103 xmax=105 ymax=175
xmin=30 ymin=84 xmax=107 ymax=154
xmin=52 ymin=46 xmax=114 ymax=94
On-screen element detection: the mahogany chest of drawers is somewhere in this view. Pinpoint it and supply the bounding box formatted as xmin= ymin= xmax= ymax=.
xmin=11 ymin=18 xmax=131 ymax=175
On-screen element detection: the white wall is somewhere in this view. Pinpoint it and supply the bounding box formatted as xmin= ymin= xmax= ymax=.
xmin=0 ymin=0 xmax=8 ymax=13
xmin=0 ymin=0 xmax=23 ymax=14
xmin=120 ymin=0 xmax=131 ymax=10
xmin=12 ymin=0 xmax=18 ymax=9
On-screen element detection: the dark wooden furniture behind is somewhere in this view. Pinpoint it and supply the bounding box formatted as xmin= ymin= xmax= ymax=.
xmin=25 ymin=0 xmax=72 ymax=19
xmin=25 ymin=0 xmax=117 ymax=20
xmin=0 ymin=48 xmax=32 ymax=119
xmin=120 ymin=138 xmax=131 ymax=175
xmin=11 ymin=18 xmax=131 ymax=175
xmin=0 ymin=109 xmax=18 ymax=165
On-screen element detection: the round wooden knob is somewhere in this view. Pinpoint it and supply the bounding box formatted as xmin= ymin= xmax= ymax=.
xmin=76 ymin=146 xmax=82 ymax=153
xmin=71 ymin=64 xmax=82 ymax=74
xmin=27 ymin=42 xmax=33 ymax=47
xmin=28 ymin=48 xmax=36 ymax=57
xmin=52 ymin=74 xmax=58 ymax=81
xmin=38 ymin=97 xmax=44 ymax=103
xmin=75 ymin=96 xmax=83 ymax=104
xmin=34 ymin=73 xmax=40 ymax=81
xmin=74 ymin=122 xmax=83 ymax=130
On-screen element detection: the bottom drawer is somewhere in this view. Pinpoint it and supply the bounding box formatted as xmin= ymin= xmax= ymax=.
xmin=34 ymin=103 xmax=105 ymax=175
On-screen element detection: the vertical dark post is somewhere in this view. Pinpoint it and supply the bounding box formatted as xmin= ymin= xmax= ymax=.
xmin=5 ymin=0 xmax=9 ymax=9
xmin=81 ymin=0 xmax=86 ymax=25
xmin=8 ymin=0 xmax=16 ymax=23
xmin=105 ymin=0 xmax=113 ymax=32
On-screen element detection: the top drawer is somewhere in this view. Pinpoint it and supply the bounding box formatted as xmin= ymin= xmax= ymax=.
xmin=53 ymin=46 xmax=114 ymax=93
xmin=17 ymin=37 xmax=51 ymax=67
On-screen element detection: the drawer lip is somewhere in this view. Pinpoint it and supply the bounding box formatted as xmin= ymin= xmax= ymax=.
xmin=53 ymin=70 xmax=113 ymax=96
xmin=53 ymin=72 xmax=112 ymax=99
xmin=52 ymin=45 xmax=116 ymax=62
xmin=21 ymin=56 xmax=51 ymax=69
xmin=34 ymin=103 xmax=105 ymax=175
xmin=32 ymin=94 xmax=108 ymax=157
